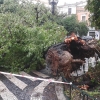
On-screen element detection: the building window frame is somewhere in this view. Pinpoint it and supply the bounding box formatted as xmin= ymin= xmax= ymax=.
xmin=68 ymin=8 xmax=72 ymax=15
xmin=81 ymin=15 xmax=86 ymax=22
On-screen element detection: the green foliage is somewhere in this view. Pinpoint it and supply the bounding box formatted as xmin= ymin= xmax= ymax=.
xmin=61 ymin=15 xmax=78 ymax=34
xmin=86 ymin=0 xmax=100 ymax=29
xmin=0 ymin=0 xmax=66 ymax=72
xmin=86 ymin=62 xmax=100 ymax=98
xmin=57 ymin=15 xmax=88 ymax=36
xmin=87 ymin=61 xmax=100 ymax=85
xmin=87 ymin=91 xmax=100 ymax=97
xmin=78 ymin=22 xmax=89 ymax=36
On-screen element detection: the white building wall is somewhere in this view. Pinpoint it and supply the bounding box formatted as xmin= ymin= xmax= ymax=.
xmin=95 ymin=31 xmax=99 ymax=40
xmin=70 ymin=6 xmax=76 ymax=14
xmin=58 ymin=6 xmax=76 ymax=14
xmin=58 ymin=6 xmax=68 ymax=14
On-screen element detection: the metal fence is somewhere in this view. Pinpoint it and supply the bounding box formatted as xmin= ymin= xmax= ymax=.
xmin=61 ymin=73 xmax=98 ymax=100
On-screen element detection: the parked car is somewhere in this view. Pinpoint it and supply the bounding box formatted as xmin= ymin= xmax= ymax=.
xmin=82 ymin=36 xmax=93 ymax=41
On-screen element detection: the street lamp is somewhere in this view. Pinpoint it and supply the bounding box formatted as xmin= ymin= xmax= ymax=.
xmin=49 ymin=0 xmax=58 ymax=15
xmin=0 ymin=0 xmax=3 ymax=4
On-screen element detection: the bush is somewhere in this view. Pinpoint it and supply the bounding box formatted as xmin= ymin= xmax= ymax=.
xmin=0 ymin=14 xmax=66 ymax=72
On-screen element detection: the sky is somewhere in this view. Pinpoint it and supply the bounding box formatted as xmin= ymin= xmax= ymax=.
xmin=58 ymin=0 xmax=86 ymax=5
xmin=39 ymin=0 xmax=87 ymax=6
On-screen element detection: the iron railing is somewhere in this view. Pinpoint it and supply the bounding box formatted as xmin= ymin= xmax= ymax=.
xmin=61 ymin=73 xmax=98 ymax=100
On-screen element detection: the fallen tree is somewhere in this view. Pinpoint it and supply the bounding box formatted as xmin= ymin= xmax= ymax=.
xmin=45 ymin=33 xmax=100 ymax=79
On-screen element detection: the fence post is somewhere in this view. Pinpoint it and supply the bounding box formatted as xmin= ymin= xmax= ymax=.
xmin=86 ymin=95 xmax=88 ymax=100
xmin=82 ymin=94 xmax=85 ymax=100
xmin=69 ymin=82 xmax=72 ymax=100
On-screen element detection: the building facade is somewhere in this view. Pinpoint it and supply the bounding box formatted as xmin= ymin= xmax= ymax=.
xmin=76 ymin=6 xmax=90 ymax=25
xmin=58 ymin=4 xmax=76 ymax=15
xmin=58 ymin=1 xmax=89 ymax=23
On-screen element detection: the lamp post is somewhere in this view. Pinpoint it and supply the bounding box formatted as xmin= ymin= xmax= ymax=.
xmin=0 ymin=0 xmax=3 ymax=4
xmin=49 ymin=0 xmax=58 ymax=15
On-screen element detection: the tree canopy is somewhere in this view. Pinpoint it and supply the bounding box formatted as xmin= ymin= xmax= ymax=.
xmin=0 ymin=0 xmax=89 ymax=72
xmin=57 ymin=15 xmax=88 ymax=36
xmin=0 ymin=0 xmax=66 ymax=72
xmin=86 ymin=0 xmax=100 ymax=29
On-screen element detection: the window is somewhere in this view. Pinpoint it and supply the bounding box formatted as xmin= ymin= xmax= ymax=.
xmin=89 ymin=32 xmax=95 ymax=38
xmin=68 ymin=8 xmax=71 ymax=15
xmin=82 ymin=16 xmax=86 ymax=22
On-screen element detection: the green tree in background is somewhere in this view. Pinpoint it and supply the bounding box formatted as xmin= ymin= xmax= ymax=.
xmin=86 ymin=0 xmax=100 ymax=29
xmin=78 ymin=22 xmax=89 ymax=36
xmin=58 ymin=15 xmax=88 ymax=36
xmin=60 ymin=15 xmax=78 ymax=34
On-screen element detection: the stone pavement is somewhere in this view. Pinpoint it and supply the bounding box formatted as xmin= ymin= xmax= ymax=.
xmin=0 ymin=71 xmax=67 ymax=100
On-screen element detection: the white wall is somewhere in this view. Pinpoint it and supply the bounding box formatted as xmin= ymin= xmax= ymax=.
xmin=58 ymin=6 xmax=76 ymax=14
xmin=95 ymin=31 xmax=99 ymax=40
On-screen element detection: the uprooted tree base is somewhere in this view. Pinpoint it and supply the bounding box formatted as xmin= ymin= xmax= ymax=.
xmin=45 ymin=34 xmax=100 ymax=80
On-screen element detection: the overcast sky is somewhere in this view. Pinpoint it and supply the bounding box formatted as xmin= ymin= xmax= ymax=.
xmin=58 ymin=0 xmax=86 ymax=5
xmin=39 ymin=0 xmax=87 ymax=6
